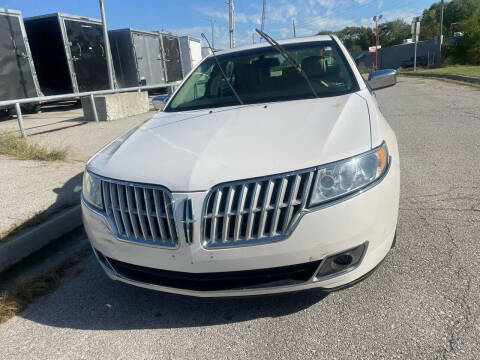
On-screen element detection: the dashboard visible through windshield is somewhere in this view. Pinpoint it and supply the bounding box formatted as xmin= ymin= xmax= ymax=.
xmin=165 ymin=40 xmax=359 ymax=112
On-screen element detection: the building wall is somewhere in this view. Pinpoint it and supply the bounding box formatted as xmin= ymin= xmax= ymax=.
xmin=353 ymin=40 xmax=439 ymax=70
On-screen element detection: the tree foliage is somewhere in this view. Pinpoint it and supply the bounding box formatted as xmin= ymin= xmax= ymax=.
xmin=420 ymin=0 xmax=480 ymax=40
xmin=316 ymin=0 xmax=480 ymax=63
xmin=446 ymin=10 xmax=480 ymax=64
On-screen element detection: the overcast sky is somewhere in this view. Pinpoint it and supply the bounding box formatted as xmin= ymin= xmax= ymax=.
xmin=3 ymin=0 xmax=437 ymax=48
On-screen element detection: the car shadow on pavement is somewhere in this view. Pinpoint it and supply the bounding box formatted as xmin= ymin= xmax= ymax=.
xmin=20 ymin=256 xmax=329 ymax=330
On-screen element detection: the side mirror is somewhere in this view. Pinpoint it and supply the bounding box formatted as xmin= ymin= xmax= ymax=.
xmin=152 ymin=95 xmax=170 ymax=110
xmin=367 ymin=69 xmax=397 ymax=90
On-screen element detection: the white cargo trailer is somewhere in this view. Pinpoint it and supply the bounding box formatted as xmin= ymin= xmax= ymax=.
xmin=179 ymin=36 xmax=202 ymax=75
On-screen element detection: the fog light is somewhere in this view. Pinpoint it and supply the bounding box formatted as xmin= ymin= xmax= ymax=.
xmin=316 ymin=243 xmax=367 ymax=278
xmin=334 ymin=254 xmax=353 ymax=266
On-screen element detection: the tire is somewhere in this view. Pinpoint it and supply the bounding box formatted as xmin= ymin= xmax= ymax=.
xmin=20 ymin=103 xmax=41 ymax=114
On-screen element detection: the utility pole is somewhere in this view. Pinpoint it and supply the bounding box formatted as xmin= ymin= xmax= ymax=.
xmin=292 ymin=19 xmax=296 ymax=37
xmin=412 ymin=17 xmax=421 ymax=71
xmin=227 ymin=0 xmax=235 ymax=48
xmin=373 ymin=15 xmax=382 ymax=70
xmin=261 ymin=0 xmax=267 ymax=34
xmin=207 ymin=18 xmax=216 ymax=49
xmin=438 ymin=0 xmax=444 ymax=64
xmin=99 ymin=0 xmax=115 ymax=89
xmin=252 ymin=32 xmax=255 ymax=44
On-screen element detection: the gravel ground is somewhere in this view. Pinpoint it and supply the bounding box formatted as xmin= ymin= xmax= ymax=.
xmin=1 ymin=77 xmax=479 ymax=359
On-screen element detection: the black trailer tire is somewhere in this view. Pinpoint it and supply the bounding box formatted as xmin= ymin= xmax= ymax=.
xmin=20 ymin=103 xmax=40 ymax=114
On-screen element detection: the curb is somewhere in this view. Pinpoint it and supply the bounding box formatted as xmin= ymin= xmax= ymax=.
xmin=0 ymin=205 xmax=82 ymax=272
xmin=399 ymin=72 xmax=480 ymax=84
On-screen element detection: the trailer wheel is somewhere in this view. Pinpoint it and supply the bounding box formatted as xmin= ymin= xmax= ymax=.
xmin=20 ymin=103 xmax=41 ymax=114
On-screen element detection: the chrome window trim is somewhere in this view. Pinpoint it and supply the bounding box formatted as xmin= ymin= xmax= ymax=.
xmin=200 ymin=142 xmax=391 ymax=250
xmin=82 ymin=171 xmax=181 ymax=249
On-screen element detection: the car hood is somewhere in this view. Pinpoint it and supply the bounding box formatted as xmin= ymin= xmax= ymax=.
xmin=88 ymin=93 xmax=371 ymax=191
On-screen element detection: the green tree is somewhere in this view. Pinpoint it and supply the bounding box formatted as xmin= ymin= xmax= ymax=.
xmin=449 ymin=10 xmax=480 ymax=64
xmin=420 ymin=0 xmax=480 ymax=40
xmin=378 ymin=19 xmax=411 ymax=47
xmin=420 ymin=6 xmax=440 ymax=40
xmin=319 ymin=26 xmax=375 ymax=52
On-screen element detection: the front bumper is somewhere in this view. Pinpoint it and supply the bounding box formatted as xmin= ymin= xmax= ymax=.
xmin=82 ymin=155 xmax=399 ymax=297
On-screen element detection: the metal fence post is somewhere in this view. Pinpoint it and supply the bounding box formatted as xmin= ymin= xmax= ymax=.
xmin=90 ymin=94 xmax=99 ymax=122
xmin=14 ymin=102 xmax=26 ymax=138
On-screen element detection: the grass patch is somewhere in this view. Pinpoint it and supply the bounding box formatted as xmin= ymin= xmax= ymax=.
xmin=0 ymin=132 xmax=67 ymax=161
xmin=401 ymin=65 xmax=480 ymax=78
xmin=0 ymin=249 xmax=89 ymax=324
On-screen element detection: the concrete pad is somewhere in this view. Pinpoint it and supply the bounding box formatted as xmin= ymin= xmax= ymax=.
xmin=82 ymin=91 xmax=150 ymax=121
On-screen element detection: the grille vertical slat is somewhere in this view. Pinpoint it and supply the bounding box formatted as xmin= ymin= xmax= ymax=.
xmin=281 ymin=175 xmax=301 ymax=234
xmin=100 ymin=179 xmax=177 ymax=247
xmin=133 ymin=187 xmax=149 ymax=241
xmin=257 ymin=180 xmax=273 ymax=238
xmin=109 ymin=183 xmax=125 ymax=235
xmin=232 ymin=184 xmax=247 ymax=241
xmin=162 ymin=191 xmax=178 ymax=244
xmin=125 ymin=186 xmax=140 ymax=239
xmin=270 ymin=178 xmax=288 ymax=236
xmin=203 ymin=169 xmax=315 ymax=248
xmin=300 ymin=172 xmax=314 ymax=209
xmin=221 ymin=187 xmax=234 ymax=243
xmin=143 ymin=188 xmax=159 ymax=242
xmin=210 ymin=190 xmax=221 ymax=244
xmin=245 ymin=183 xmax=260 ymax=240
xmin=117 ymin=184 xmax=132 ymax=238
xmin=153 ymin=189 xmax=167 ymax=242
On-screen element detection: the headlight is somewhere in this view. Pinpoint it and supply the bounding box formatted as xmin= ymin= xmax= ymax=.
xmin=308 ymin=143 xmax=389 ymax=208
xmin=82 ymin=170 xmax=103 ymax=210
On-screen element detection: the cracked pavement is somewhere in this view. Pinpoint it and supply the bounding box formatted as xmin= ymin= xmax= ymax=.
xmin=1 ymin=77 xmax=479 ymax=359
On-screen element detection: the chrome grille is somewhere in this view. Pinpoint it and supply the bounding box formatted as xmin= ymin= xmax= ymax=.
xmin=202 ymin=171 xmax=314 ymax=248
xmin=102 ymin=180 xmax=178 ymax=247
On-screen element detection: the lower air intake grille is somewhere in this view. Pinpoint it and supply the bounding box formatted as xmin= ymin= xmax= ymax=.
xmin=103 ymin=253 xmax=321 ymax=291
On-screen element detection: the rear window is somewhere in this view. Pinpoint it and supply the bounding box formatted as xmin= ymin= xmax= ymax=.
xmin=165 ymin=40 xmax=359 ymax=112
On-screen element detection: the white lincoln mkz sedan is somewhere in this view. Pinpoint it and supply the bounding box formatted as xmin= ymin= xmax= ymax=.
xmin=82 ymin=34 xmax=400 ymax=297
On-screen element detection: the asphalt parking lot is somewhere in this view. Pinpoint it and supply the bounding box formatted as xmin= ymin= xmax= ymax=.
xmin=1 ymin=77 xmax=479 ymax=359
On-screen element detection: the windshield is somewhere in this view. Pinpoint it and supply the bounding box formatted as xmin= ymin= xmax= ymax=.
xmin=165 ymin=41 xmax=359 ymax=112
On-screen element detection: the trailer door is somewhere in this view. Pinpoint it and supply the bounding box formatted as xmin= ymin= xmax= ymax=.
xmin=161 ymin=34 xmax=183 ymax=82
xmin=189 ymin=39 xmax=202 ymax=69
xmin=0 ymin=13 xmax=38 ymax=100
xmin=133 ymin=32 xmax=165 ymax=86
xmin=64 ymin=19 xmax=110 ymax=92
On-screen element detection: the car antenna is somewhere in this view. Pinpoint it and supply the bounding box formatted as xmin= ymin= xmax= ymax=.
xmin=201 ymin=33 xmax=244 ymax=105
xmin=255 ymin=28 xmax=318 ymax=98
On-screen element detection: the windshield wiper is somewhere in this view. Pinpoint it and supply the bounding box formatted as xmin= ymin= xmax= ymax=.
xmin=255 ymin=29 xmax=318 ymax=98
xmin=200 ymin=33 xmax=244 ymax=105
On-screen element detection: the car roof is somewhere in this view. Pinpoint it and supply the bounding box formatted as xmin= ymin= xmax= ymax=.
xmin=213 ymin=35 xmax=334 ymax=56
